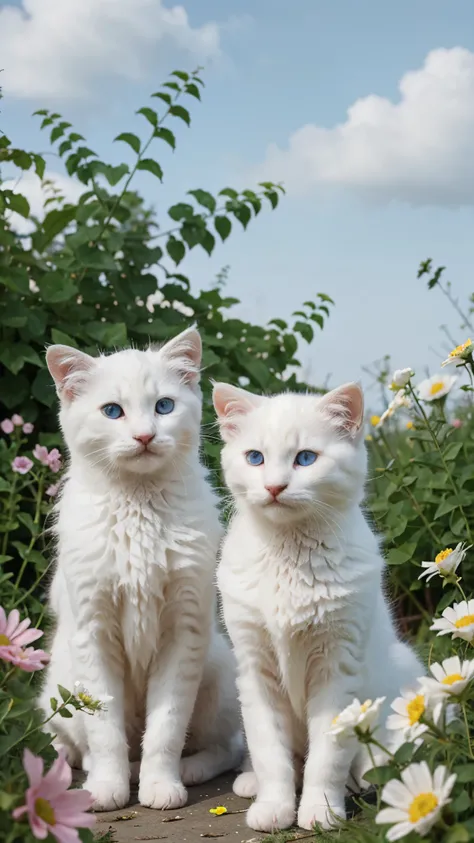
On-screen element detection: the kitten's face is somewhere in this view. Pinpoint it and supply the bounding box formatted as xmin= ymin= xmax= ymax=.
xmin=47 ymin=329 xmax=202 ymax=478
xmin=214 ymin=385 xmax=367 ymax=525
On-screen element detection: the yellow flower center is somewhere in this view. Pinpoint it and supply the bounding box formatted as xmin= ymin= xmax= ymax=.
xmin=406 ymin=421 xmax=414 ymax=430
xmin=407 ymin=694 xmax=425 ymax=725
xmin=360 ymin=700 xmax=372 ymax=714
xmin=365 ymin=434 xmax=373 ymax=441
xmin=78 ymin=692 xmax=94 ymax=707
xmin=449 ymin=339 xmax=472 ymax=358
xmin=408 ymin=792 xmax=438 ymax=823
xmin=429 ymin=381 xmax=444 ymax=396
xmin=0 ymin=634 xmax=10 ymax=646
xmin=455 ymin=614 xmax=474 ymax=629
xmin=435 ymin=548 xmax=453 ymax=565
xmin=442 ymin=673 xmax=463 ymax=685
xmin=370 ymin=415 xmax=381 ymax=427
xmin=35 ymin=798 xmax=56 ymax=826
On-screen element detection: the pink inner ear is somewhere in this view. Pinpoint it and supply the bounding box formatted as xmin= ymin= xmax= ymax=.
xmin=321 ymin=383 xmax=364 ymax=436
xmin=46 ymin=346 xmax=94 ymax=401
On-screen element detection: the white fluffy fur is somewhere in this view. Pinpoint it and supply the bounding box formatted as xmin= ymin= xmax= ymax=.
xmin=39 ymin=329 xmax=242 ymax=812
xmin=213 ymin=382 xmax=423 ymax=833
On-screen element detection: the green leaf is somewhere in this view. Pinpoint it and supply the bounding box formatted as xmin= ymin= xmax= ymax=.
xmin=7 ymin=192 xmax=30 ymax=218
xmin=86 ymin=322 xmax=128 ymax=347
xmin=42 ymin=206 xmax=77 ymax=243
xmin=68 ymin=132 xmax=85 ymax=143
xmin=310 ymin=313 xmax=324 ymax=329
xmin=154 ymin=126 xmax=176 ymax=149
xmin=185 ymin=83 xmax=201 ymax=100
xmin=114 ymin=132 xmax=141 ymax=154
xmin=219 ymin=187 xmax=239 ymax=199
xmin=38 ymin=272 xmax=78 ymax=303
xmin=386 ymin=542 xmax=417 ymax=565
xmin=59 ymin=707 xmax=73 ymax=718
xmin=137 ymin=158 xmax=163 ymax=181
xmin=294 ymin=320 xmax=314 ymax=343
xmin=394 ymin=742 xmax=415 ymax=764
xmin=454 ymin=764 xmax=474 ymax=783
xmin=444 ymin=441 xmax=463 ymax=460
xmin=269 ymin=318 xmax=288 ymax=330
xmin=229 ymin=202 xmax=251 ymax=229
xmin=169 ymin=105 xmax=191 ymax=126
xmin=166 ymin=236 xmax=186 ymax=265
xmin=264 ymin=189 xmax=279 ymax=209
xmin=188 ymin=189 xmax=216 ymax=213
xmin=171 ymin=70 xmax=189 ymax=81
xmin=168 ymin=203 xmax=194 ymax=221
xmin=152 ymin=91 xmax=172 ymax=105
xmin=32 ymin=367 xmax=56 ymax=407
xmin=0 ymin=342 xmax=42 ymax=374
xmin=137 ymin=106 xmax=158 ymax=127
xmin=33 ymin=154 xmax=46 ymax=178
xmin=444 ymin=824 xmax=470 ymax=843
xmin=362 ymin=765 xmax=394 ymax=785
xmin=51 ymin=329 xmax=78 ymax=347
xmin=11 ymin=149 xmax=32 ymax=170
xmin=200 ymin=230 xmax=215 ymax=256
xmin=214 ymin=215 xmax=232 ymax=241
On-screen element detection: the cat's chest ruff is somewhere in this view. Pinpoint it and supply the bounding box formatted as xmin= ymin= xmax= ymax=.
xmin=259 ymin=539 xmax=360 ymax=634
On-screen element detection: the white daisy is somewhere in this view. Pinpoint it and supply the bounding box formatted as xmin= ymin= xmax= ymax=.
xmin=416 ymin=374 xmax=457 ymax=402
xmin=431 ymin=599 xmax=474 ymax=643
xmin=386 ymin=689 xmax=429 ymax=742
xmin=441 ymin=339 xmax=473 ymax=367
xmin=375 ymin=762 xmax=456 ymax=841
xmin=74 ymin=682 xmax=113 ymax=711
xmin=390 ymin=368 xmax=414 ymax=389
xmin=328 ymin=697 xmax=385 ymax=742
xmin=419 ymin=656 xmax=474 ymax=698
xmin=419 ymin=542 xmax=470 ymax=582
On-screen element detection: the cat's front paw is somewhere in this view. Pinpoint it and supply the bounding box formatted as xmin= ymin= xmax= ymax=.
xmin=139 ymin=779 xmax=187 ymax=810
xmin=233 ymin=771 xmax=258 ymax=798
xmin=297 ymin=793 xmax=345 ymax=830
xmin=246 ymin=800 xmax=295 ymax=832
xmin=85 ymin=776 xmax=130 ymax=812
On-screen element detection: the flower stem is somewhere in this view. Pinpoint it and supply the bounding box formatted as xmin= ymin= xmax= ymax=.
xmin=462 ymin=703 xmax=474 ymax=759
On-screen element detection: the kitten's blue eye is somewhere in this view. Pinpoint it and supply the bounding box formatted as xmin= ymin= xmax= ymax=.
xmin=246 ymin=450 xmax=264 ymax=466
xmin=155 ymin=397 xmax=175 ymax=415
xmin=294 ymin=450 xmax=318 ymax=467
xmin=102 ymin=403 xmax=124 ymax=419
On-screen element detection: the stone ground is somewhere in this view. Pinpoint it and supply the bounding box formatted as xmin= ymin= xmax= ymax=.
xmin=94 ymin=774 xmax=267 ymax=843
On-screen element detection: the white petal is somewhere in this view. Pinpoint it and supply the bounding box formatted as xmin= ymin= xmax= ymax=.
xmin=381 ymin=779 xmax=411 ymax=809
xmin=386 ymin=821 xmax=413 ymax=841
xmin=376 ymin=808 xmax=408 ymax=824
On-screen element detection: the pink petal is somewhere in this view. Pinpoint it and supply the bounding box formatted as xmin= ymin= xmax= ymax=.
xmin=53 ymin=789 xmax=94 ymax=816
xmin=51 ymin=825 xmax=81 ymax=843
xmin=23 ymin=748 xmax=44 ymax=788
xmin=5 ymin=609 xmax=20 ymax=638
xmin=13 ymin=628 xmax=43 ymax=647
xmin=0 ymin=606 xmax=6 ymax=633
xmin=12 ymin=804 xmax=28 ymax=820
xmin=30 ymin=815 xmax=49 ymax=840
xmin=41 ymin=752 xmax=72 ymax=799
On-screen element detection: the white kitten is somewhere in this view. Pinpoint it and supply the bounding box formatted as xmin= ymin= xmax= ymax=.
xmin=213 ymin=382 xmax=423 ymax=833
xmin=39 ymin=328 xmax=242 ymax=812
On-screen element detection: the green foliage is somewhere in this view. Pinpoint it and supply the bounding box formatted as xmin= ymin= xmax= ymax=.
xmin=0 ymin=66 xmax=333 ymax=619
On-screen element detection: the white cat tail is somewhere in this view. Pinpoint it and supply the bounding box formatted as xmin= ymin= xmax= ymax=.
xmin=46 ymin=345 xmax=96 ymax=402
xmin=212 ymin=382 xmax=263 ymax=440
xmin=318 ymin=382 xmax=364 ymax=439
xmin=159 ymin=326 xmax=202 ymax=387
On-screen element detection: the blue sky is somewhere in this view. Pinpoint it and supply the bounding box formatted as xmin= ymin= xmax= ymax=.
xmin=2 ymin=0 xmax=474 ymax=406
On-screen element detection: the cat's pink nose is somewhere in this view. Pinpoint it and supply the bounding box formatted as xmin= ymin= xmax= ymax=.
xmin=134 ymin=433 xmax=154 ymax=446
xmin=265 ymin=484 xmax=287 ymax=499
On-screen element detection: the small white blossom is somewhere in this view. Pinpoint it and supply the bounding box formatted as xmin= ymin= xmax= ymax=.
xmin=390 ymin=368 xmax=413 ymax=389
xmin=430 ymin=599 xmax=474 ymax=642
xmin=386 ymin=689 xmax=429 ymax=743
xmin=441 ymin=339 xmax=473 ymax=367
xmin=419 ymin=542 xmax=469 ymax=582
xmin=416 ymin=374 xmax=457 ymax=402
xmin=375 ymin=762 xmax=456 ymax=841
xmin=419 ymin=656 xmax=474 ymax=699
xmin=328 ymin=697 xmax=385 ymax=742
xmin=74 ymin=682 xmax=113 ymax=711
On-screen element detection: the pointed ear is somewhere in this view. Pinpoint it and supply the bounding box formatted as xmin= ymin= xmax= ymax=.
xmin=318 ymin=382 xmax=364 ymax=439
xmin=46 ymin=345 xmax=96 ymax=402
xmin=213 ymin=382 xmax=263 ymax=441
xmin=160 ymin=327 xmax=202 ymax=386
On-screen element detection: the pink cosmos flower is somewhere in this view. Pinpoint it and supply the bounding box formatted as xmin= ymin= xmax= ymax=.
xmin=12 ymin=749 xmax=95 ymax=842
xmin=46 ymin=483 xmax=60 ymax=497
xmin=47 ymin=448 xmax=62 ymax=474
xmin=4 ymin=645 xmax=50 ymax=672
xmin=12 ymin=414 xmax=24 ymax=426
xmin=23 ymin=423 xmax=34 ymax=434
xmin=33 ymin=444 xmax=50 ymax=465
xmin=0 ymin=607 xmax=43 ymax=649
xmin=452 ymin=418 xmax=463 ymax=428
xmin=1 ymin=418 xmax=14 ymax=434
xmin=12 ymin=456 xmax=33 ymax=474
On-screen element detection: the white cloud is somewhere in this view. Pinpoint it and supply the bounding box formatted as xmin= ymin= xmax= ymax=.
xmin=258 ymin=48 xmax=474 ymax=206
xmin=4 ymin=170 xmax=83 ymax=233
xmin=0 ymin=0 xmax=221 ymax=99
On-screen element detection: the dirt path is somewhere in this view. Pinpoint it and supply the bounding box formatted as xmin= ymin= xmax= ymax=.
xmin=95 ymin=774 xmax=266 ymax=843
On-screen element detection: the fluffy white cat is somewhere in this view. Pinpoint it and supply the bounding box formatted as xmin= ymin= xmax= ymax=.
xmin=213 ymin=381 xmax=423 ymax=832
xmin=38 ymin=328 xmax=242 ymax=812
